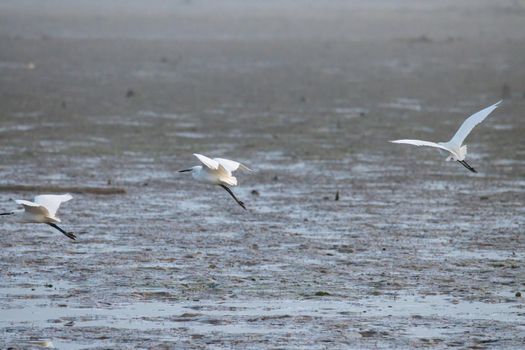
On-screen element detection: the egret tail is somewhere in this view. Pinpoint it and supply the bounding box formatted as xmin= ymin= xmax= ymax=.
xmin=219 ymin=184 xmax=247 ymax=210
xmin=46 ymin=223 xmax=76 ymax=240
xmin=457 ymin=160 xmax=477 ymax=173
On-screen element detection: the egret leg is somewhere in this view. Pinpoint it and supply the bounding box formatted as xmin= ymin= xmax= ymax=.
xmin=219 ymin=185 xmax=247 ymax=210
xmin=0 ymin=212 xmax=14 ymax=215
xmin=457 ymin=160 xmax=477 ymax=173
xmin=46 ymin=223 xmax=76 ymax=240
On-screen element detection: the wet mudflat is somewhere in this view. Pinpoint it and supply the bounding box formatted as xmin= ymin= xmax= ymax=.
xmin=0 ymin=0 xmax=524 ymax=348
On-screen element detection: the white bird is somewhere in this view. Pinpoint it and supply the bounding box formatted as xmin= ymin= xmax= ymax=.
xmin=390 ymin=101 xmax=502 ymax=172
xmin=0 ymin=194 xmax=76 ymax=240
xmin=179 ymin=153 xmax=253 ymax=210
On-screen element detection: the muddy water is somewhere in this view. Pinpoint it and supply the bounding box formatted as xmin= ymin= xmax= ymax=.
xmin=1 ymin=1 xmax=524 ymax=348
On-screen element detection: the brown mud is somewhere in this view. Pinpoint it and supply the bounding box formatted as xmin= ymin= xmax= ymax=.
xmin=0 ymin=1 xmax=524 ymax=349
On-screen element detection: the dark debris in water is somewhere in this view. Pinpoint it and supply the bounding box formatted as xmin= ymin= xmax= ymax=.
xmin=0 ymin=184 xmax=126 ymax=195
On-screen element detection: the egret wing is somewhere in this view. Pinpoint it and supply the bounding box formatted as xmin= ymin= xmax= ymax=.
xmin=15 ymin=199 xmax=50 ymax=217
xmin=33 ymin=194 xmax=72 ymax=217
xmin=390 ymin=139 xmax=452 ymax=153
xmin=193 ymin=153 xmax=219 ymax=170
xmin=214 ymin=158 xmax=253 ymax=172
xmin=449 ymin=101 xmax=501 ymax=145
xmin=216 ymin=164 xmax=238 ymax=186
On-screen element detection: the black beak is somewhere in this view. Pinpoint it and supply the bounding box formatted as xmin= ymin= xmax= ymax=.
xmin=178 ymin=169 xmax=192 ymax=173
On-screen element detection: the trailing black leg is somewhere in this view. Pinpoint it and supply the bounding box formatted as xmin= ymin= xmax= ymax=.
xmin=457 ymin=160 xmax=477 ymax=173
xmin=47 ymin=223 xmax=76 ymax=240
xmin=219 ymin=185 xmax=247 ymax=210
xmin=0 ymin=212 xmax=14 ymax=216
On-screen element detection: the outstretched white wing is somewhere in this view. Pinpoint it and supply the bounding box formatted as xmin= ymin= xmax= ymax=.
xmin=15 ymin=199 xmax=50 ymax=217
xmin=449 ymin=101 xmax=501 ymax=145
xmin=193 ymin=153 xmax=220 ymax=170
xmin=33 ymin=194 xmax=72 ymax=217
xmin=214 ymin=158 xmax=252 ymax=173
xmin=390 ymin=139 xmax=453 ymax=153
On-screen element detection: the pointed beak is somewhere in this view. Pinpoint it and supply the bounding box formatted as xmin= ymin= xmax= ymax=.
xmin=178 ymin=169 xmax=192 ymax=173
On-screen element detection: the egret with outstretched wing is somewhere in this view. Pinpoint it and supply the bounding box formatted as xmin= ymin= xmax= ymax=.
xmin=390 ymin=101 xmax=501 ymax=172
xmin=1 ymin=194 xmax=76 ymax=240
xmin=179 ymin=153 xmax=253 ymax=210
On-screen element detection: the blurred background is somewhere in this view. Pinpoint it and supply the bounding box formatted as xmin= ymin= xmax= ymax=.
xmin=0 ymin=0 xmax=524 ymax=348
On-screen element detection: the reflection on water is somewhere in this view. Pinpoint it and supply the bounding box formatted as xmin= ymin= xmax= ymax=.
xmin=2 ymin=291 xmax=521 ymax=330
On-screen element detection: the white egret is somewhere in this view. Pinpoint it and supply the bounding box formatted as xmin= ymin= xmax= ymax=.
xmin=390 ymin=101 xmax=502 ymax=172
xmin=179 ymin=153 xmax=253 ymax=210
xmin=0 ymin=194 xmax=76 ymax=240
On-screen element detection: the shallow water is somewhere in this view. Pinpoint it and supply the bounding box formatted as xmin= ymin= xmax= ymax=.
xmin=1 ymin=0 xmax=525 ymax=349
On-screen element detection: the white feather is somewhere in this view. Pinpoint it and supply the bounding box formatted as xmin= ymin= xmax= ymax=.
xmin=448 ymin=100 xmax=501 ymax=146
xmin=214 ymin=158 xmax=252 ymax=172
xmin=193 ymin=153 xmax=220 ymax=170
xmin=181 ymin=153 xmax=252 ymax=209
xmin=15 ymin=199 xmax=51 ymax=217
xmin=33 ymin=194 xmax=72 ymax=217
xmin=390 ymin=139 xmax=454 ymax=153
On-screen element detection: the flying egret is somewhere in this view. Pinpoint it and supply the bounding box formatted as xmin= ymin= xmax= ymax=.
xmin=179 ymin=153 xmax=253 ymax=210
xmin=0 ymin=194 xmax=76 ymax=240
xmin=390 ymin=101 xmax=502 ymax=172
